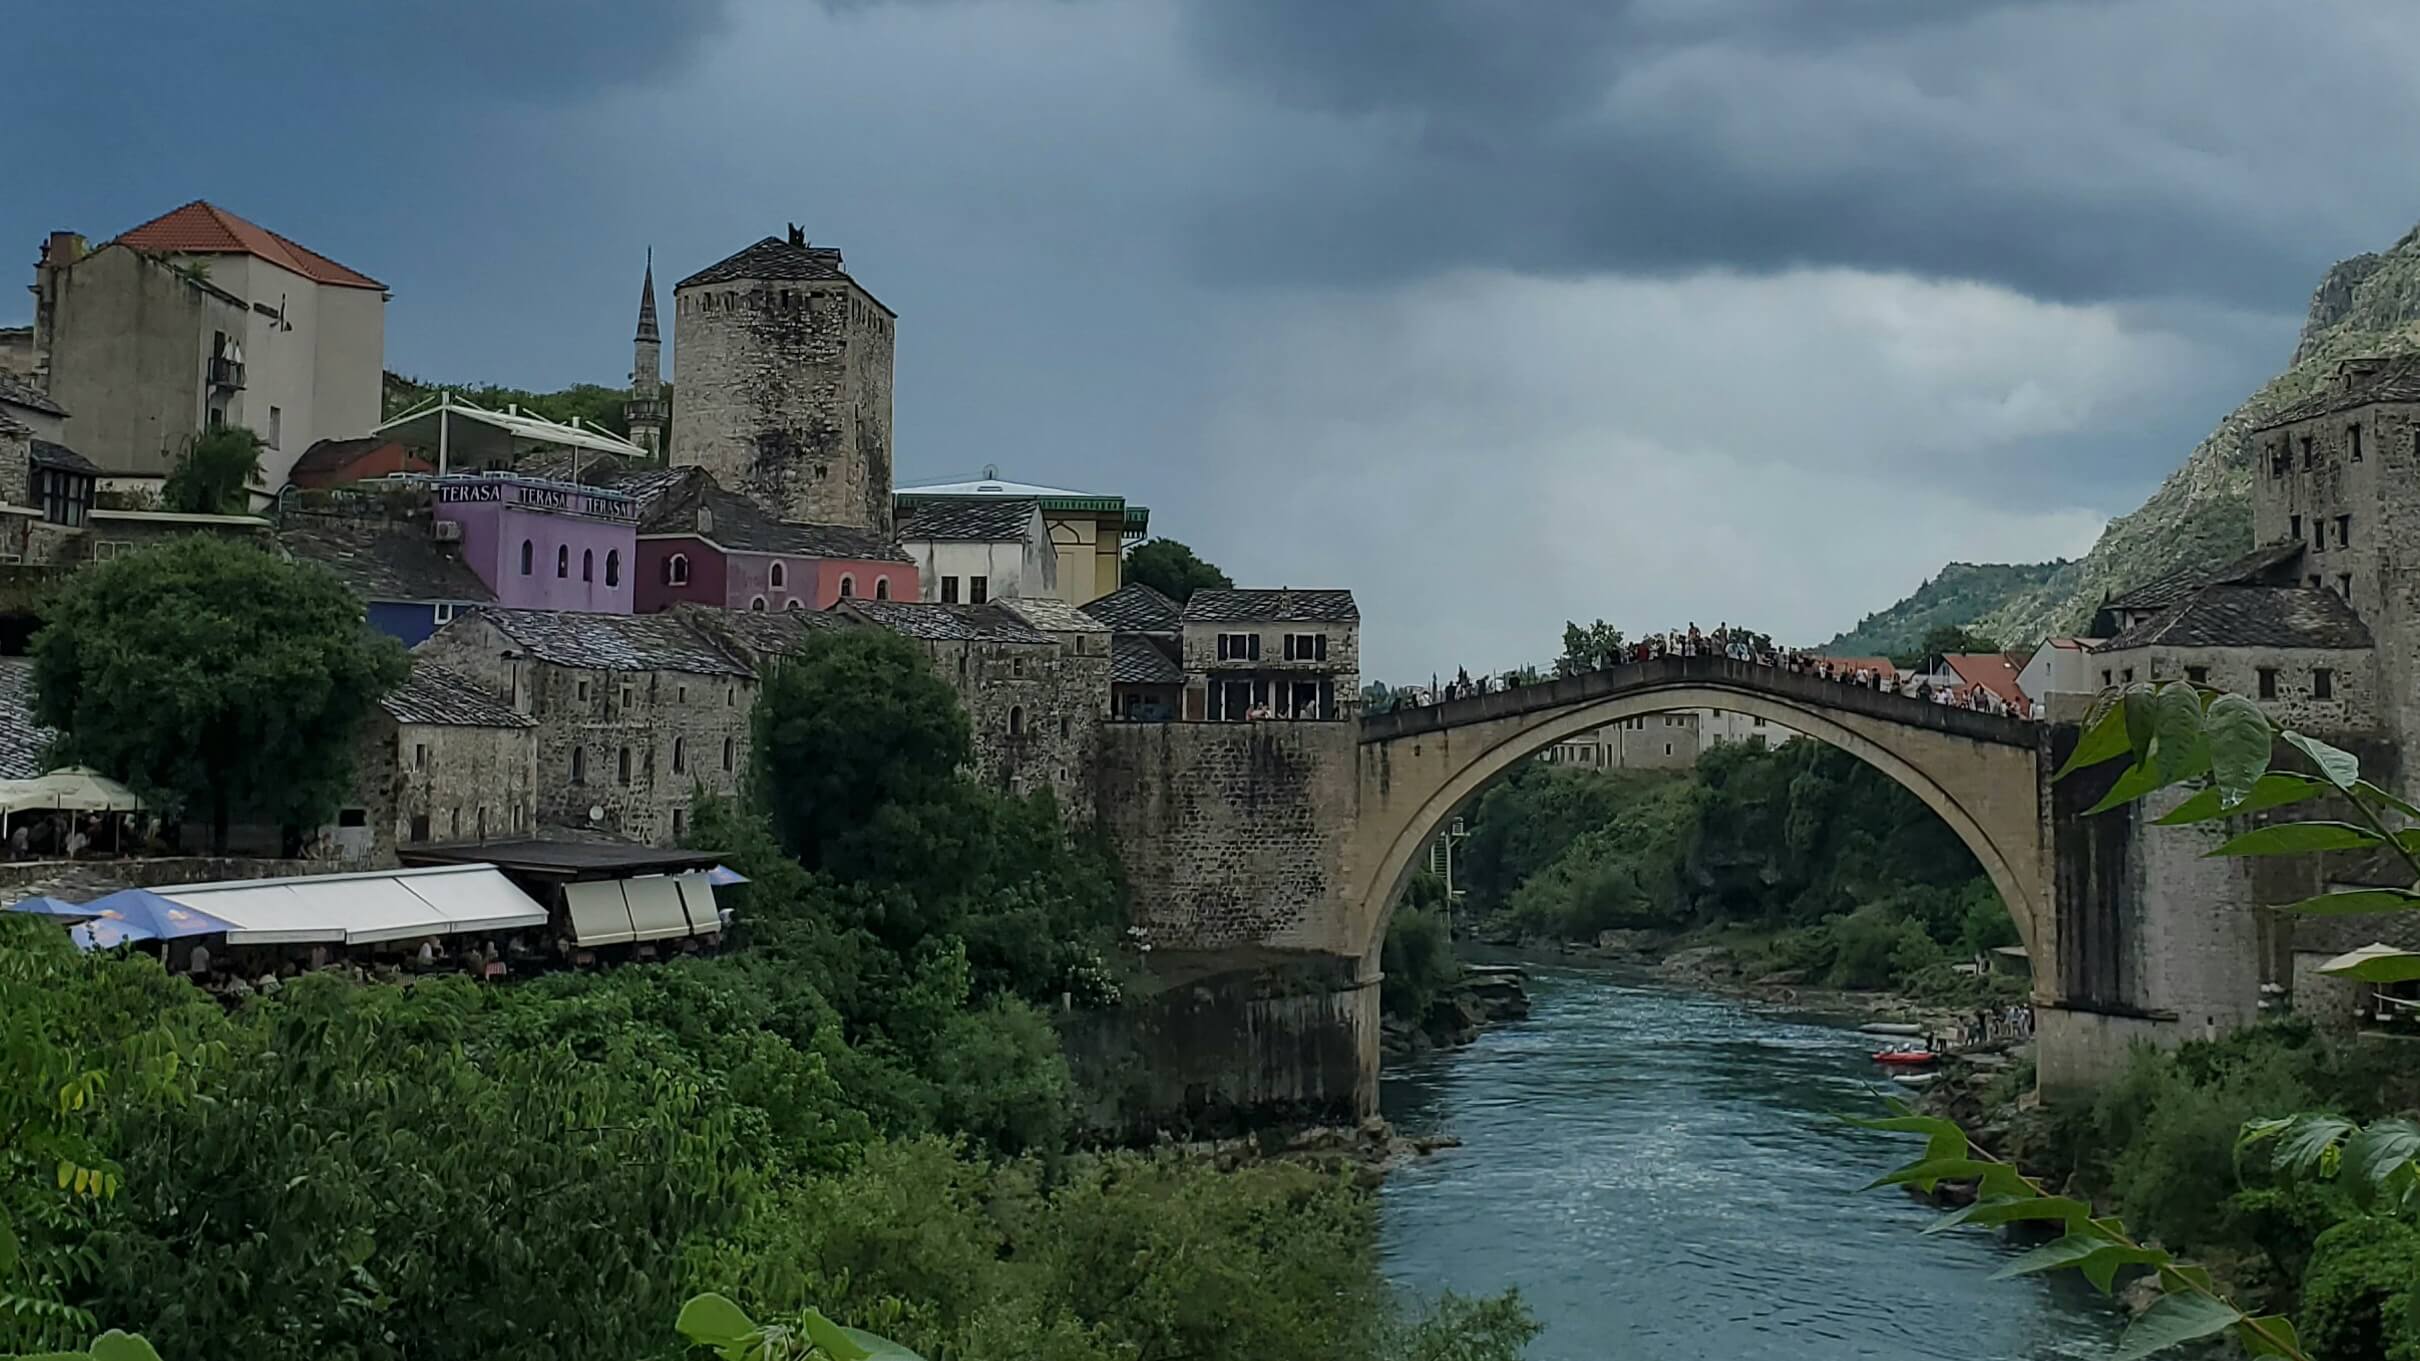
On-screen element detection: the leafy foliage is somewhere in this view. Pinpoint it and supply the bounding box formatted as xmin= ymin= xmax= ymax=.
xmin=28 ymin=537 xmax=410 ymax=850
xmin=1380 ymin=887 xmax=1457 ymax=1023
xmin=1121 ymin=539 xmax=1231 ymax=604
xmin=159 ymin=427 xmax=263 ymax=516
xmin=1554 ymin=619 xmax=1625 ymax=676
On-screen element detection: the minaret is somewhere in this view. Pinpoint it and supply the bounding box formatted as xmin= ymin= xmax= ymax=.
xmin=625 ymin=249 xmax=663 ymax=458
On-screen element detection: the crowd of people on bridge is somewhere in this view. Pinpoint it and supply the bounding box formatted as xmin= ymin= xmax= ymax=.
xmin=1413 ymin=622 xmax=2032 ymax=718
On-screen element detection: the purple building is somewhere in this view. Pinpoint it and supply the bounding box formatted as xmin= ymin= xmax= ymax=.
xmin=434 ymin=473 xmax=639 ymax=613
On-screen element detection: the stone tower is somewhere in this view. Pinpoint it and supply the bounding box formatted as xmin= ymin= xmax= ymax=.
xmin=669 ymin=225 xmax=895 ymax=531
xmin=625 ymin=250 xmax=664 ymax=458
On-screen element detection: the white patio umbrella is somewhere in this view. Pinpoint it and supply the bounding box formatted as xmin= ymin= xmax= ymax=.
xmin=0 ymin=767 xmax=145 ymax=813
xmin=2316 ymin=941 xmax=2420 ymax=984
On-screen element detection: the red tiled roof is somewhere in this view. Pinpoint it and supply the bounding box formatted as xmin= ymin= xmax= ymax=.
xmin=114 ymin=200 xmax=386 ymax=291
xmin=1943 ymin=652 xmax=2028 ymax=704
xmin=1817 ymin=656 xmax=1898 ymax=680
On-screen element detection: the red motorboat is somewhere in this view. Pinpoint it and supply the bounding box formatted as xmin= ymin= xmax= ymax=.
xmin=1871 ymin=1048 xmax=1938 ymax=1066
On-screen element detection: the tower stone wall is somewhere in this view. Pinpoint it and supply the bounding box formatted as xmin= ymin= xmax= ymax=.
xmin=669 ymin=229 xmax=894 ymax=531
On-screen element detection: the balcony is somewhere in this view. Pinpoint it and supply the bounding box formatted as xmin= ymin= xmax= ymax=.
xmin=208 ymin=355 xmax=245 ymax=391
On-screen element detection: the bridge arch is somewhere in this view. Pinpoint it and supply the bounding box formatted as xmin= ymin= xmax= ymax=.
xmin=1346 ymin=661 xmax=2048 ymax=976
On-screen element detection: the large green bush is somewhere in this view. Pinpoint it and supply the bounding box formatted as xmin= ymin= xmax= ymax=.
xmin=2300 ymin=1217 xmax=2420 ymax=1361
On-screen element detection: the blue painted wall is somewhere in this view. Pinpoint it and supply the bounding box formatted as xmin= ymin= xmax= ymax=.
xmin=369 ymin=600 xmax=450 ymax=646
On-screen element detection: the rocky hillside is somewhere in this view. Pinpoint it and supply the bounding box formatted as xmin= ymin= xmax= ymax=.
xmin=1882 ymin=224 xmax=2420 ymax=646
xmin=1826 ymin=560 xmax=2068 ymax=656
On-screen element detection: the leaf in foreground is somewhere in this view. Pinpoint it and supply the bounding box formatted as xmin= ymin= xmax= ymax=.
xmin=2208 ymin=822 xmax=2380 ymax=858
xmin=2112 ymin=1291 xmax=2244 ymax=1361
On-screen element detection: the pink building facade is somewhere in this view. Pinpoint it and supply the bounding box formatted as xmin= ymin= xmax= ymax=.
xmin=435 ymin=475 xmax=638 ymax=613
xmin=637 ymin=533 xmax=914 ymax=614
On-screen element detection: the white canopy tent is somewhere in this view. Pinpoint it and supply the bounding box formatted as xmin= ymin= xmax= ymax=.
xmin=139 ymin=864 xmax=549 ymax=946
xmin=0 ymin=767 xmax=146 ymax=814
xmin=375 ymin=391 xmax=647 ymax=476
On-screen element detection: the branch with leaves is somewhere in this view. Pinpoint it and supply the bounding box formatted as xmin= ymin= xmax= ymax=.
xmin=677 ymin=1293 xmax=924 ymax=1361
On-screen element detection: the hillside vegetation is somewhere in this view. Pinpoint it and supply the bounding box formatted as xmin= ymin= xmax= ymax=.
xmin=1825 ymin=561 xmax=2068 ymax=656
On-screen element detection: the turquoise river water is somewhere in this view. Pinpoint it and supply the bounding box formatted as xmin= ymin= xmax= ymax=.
xmin=1378 ymin=964 xmax=2122 ymax=1361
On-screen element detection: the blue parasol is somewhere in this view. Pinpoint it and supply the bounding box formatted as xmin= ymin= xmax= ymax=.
xmin=71 ymin=917 xmax=157 ymax=951
xmin=80 ymin=888 xmax=236 ymax=941
xmin=704 ymin=864 xmax=750 ymax=887
xmin=6 ymin=894 xmax=95 ymax=921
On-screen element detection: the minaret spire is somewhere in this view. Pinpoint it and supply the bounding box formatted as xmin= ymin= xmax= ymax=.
xmin=626 ymin=247 xmax=664 ymax=458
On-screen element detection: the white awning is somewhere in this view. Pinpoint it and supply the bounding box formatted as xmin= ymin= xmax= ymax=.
xmin=623 ymin=876 xmax=691 ymax=943
xmin=565 ymin=880 xmax=637 ymax=946
xmin=375 ymin=391 xmax=645 ymax=472
xmin=673 ymin=871 xmax=720 ymax=934
xmin=140 ymin=865 xmax=548 ymax=946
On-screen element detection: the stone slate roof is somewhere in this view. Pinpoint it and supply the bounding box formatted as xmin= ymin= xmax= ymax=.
xmin=678 ymin=603 xmax=857 ymax=668
xmin=528 ymin=456 xmax=909 ymax=561
xmin=0 ymin=659 xmax=55 ymax=780
xmin=898 ymin=498 xmax=1038 ymax=543
xmin=2099 ymin=584 xmax=2374 ymax=652
xmin=999 ymin=597 xmax=1107 ymax=634
xmin=2104 ymin=541 xmax=2305 ymax=613
xmin=28 ymin=441 xmax=97 ymax=475
xmin=474 ymin=608 xmax=753 ymax=676
xmin=1181 ymin=588 xmax=1359 ymax=625
xmin=676 ymin=237 xmax=852 ymax=289
xmin=1110 ymin=633 xmax=1184 ymax=686
xmin=1082 ymin=582 xmax=1181 ymax=633
xmin=381 ymin=664 xmax=535 ymax=728
xmin=281 ymin=515 xmax=495 ymax=603
xmin=0 ymin=372 xmax=66 ymax=418
xmin=841 ymin=600 xmax=1055 ymax=645
xmin=2254 ymin=355 xmax=2420 ymax=431
xmin=0 ymin=409 xmax=33 ymax=439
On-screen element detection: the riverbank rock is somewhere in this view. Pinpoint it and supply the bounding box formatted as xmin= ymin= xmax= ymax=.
xmin=1657 ymin=945 xmax=1738 ymax=982
xmin=1162 ymin=1117 xmax=1465 ymax=1184
xmin=1381 ymin=966 xmax=1532 ymax=1058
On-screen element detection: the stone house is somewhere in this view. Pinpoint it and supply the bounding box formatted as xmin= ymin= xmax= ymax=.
xmin=1543 ymin=712 xmax=1705 ymax=770
xmin=669 ymin=227 xmax=895 ymax=531
xmin=412 ymin=608 xmax=757 ymax=846
xmin=1082 ymin=581 xmax=1184 ymax=721
xmin=1177 ymin=588 xmax=1360 ymax=722
xmin=29 ymin=202 xmax=386 ymax=489
xmin=627 ymin=466 xmax=913 ymax=613
xmin=836 ymin=598 xmax=1109 ymax=820
xmin=2089 ymin=570 xmax=2376 ymax=734
xmin=340 ymin=663 xmax=539 ymax=863
xmin=895 ymin=468 xmax=1150 ymax=605
xmin=280 ymin=507 xmax=496 ymax=646
xmin=895 ymin=498 xmax=1054 ymax=604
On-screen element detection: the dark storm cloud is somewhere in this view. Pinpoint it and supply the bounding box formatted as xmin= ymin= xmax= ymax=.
xmin=1170 ymin=0 xmax=2420 ymax=308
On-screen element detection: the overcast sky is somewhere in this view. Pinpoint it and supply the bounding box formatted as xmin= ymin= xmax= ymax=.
xmin=13 ymin=0 xmax=2419 ymax=677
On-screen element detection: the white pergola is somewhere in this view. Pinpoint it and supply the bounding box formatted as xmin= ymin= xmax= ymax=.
xmin=375 ymin=392 xmax=646 ymax=476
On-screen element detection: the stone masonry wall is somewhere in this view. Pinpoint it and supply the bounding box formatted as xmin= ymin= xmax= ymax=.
xmin=1093 ymin=721 xmax=1359 ymax=953
xmin=670 ymin=280 xmax=893 ymax=531
xmin=915 ymin=633 xmax=1109 ymax=824
xmin=2087 ymin=642 xmax=2378 ymax=734
xmin=1181 ymin=620 xmax=1361 ymax=693
xmin=380 ymin=718 xmax=540 ymax=854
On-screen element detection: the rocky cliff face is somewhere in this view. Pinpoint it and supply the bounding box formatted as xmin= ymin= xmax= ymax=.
xmin=1944 ymin=226 xmax=2420 ymax=645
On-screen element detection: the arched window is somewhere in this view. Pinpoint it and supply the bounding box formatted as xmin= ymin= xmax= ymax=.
xmin=786 ymin=599 xmax=803 ymax=612
xmin=769 ymin=561 xmax=786 ymax=588
xmin=672 ymin=737 xmax=685 ymax=773
xmin=569 ymin=747 xmax=586 ymax=784
xmin=668 ymin=553 xmax=689 ymax=585
xmin=520 ymin=540 xmax=534 ymax=575
xmin=552 ymin=545 xmax=565 ymax=578
xmin=617 ymin=746 xmax=632 ymax=786
xmin=582 ymin=549 xmax=594 ymax=582
xmin=605 ymin=550 xmax=621 ymax=587
xmin=721 ymin=737 xmax=735 ymax=772
xmin=749 ymin=596 xmax=767 ymax=612
xmin=1009 ymin=706 xmax=1024 ymax=736
xmin=838 ymin=575 xmax=855 ymax=598
xmin=875 ymin=577 xmax=891 ymax=600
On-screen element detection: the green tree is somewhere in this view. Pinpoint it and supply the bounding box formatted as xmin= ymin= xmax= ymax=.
xmin=1555 ymin=620 xmax=1624 ymax=677
xmin=159 ymin=427 xmax=264 ymax=515
xmin=29 ymin=537 xmax=408 ymax=851
xmin=1122 ymin=539 xmax=1231 ymax=603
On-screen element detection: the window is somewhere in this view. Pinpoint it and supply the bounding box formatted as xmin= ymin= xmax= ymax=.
xmin=619 ymin=682 xmax=634 ymax=709
xmin=2122 ymin=668 xmax=2135 ymax=683
xmin=787 ymin=599 xmax=803 ymax=612
xmin=969 ymin=575 xmax=989 ymax=605
xmin=1752 ymin=716 xmax=1766 ymax=727
xmin=2186 ymin=666 xmax=2209 ymax=684
xmin=677 ymin=685 xmax=687 ymax=703
xmin=1009 ymin=706 xmax=1025 ymax=736
xmin=413 ymin=742 xmax=428 ymax=770
xmin=520 ymin=540 xmax=535 ymax=575
xmin=2337 ymin=514 xmax=2352 ymax=547
xmin=2270 ymin=440 xmax=2289 ymax=476
xmin=2349 ymin=423 xmax=2364 ymax=461
xmin=672 ymin=737 xmax=686 ymax=773
xmin=2101 ymin=669 xmax=2113 ymax=687
xmin=33 ymin=467 xmax=93 ymax=527
xmin=476 ymin=806 xmax=487 ymax=840
xmin=337 ymin=807 xmax=367 ymax=828
xmin=1284 ymin=633 xmax=1329 ymax=661
xmin=2314 ymin=521 xmax=2325 ymax=552
xmin=839 ymin=575 xmax=855 ymax=598
xmin=2314 ymin=668 xmax=2335 ymax=700
xmin=2310 ymin=575 xmax=2324 ymax=588
xmin=267 ymin=405 xmax=282 ymax=449
xmin=577 ymin=679 xmax=590 ymax=701
xmin=618 ymin=747 xmax=633 ymax=785
xmin=875 ymin=577 xmax=891 ymax=600
xmin=2257 ymin=667 xmax=2279 ymax=700
xmin=606 ymin=550 xmax=621 ymax=587
xmin=433 ymin=603 xmax=456 ymax=624
xmin=770 ymin=561 xmax=786 ymax=588
xmin=726 ymin=687 xmax=736 ymax=706
xmin=750 ymin=596 xmax=767 ymax=612
xmin=671 ymin=807 xmax=685 ymax=839
xmin=667 ymin=553 xmax=690 ymax=585
xmin=722 ymin=738 xmax=735 ymax=772
xmin=2291 ymin=514 xmax=2302 ymax=541
xmin=2301 ymin=436 xmax=2314 ymax=468
xmin=570 ymin=748 xmax=587 ymax=783
xmin=1012 ymin=656 xmax=1025 ymax=678
xmin=2339 ymin=573 xmax=2353 ymax=597
xmin=1059 ymin=715 xmax=1070 ymax=737
xmin=409 ymin=814 xmax=430 ymax=844
xmin=1216 ymin=633 xmax=1262 ymax=661
xmin=557 ymin=544 xmax=570 ymax=578
xmin=940 ymin=575 xmax=960 ymax=603
xmin=450 ymin=807 xmax=461 ymax=839
xmin=583 ymin=549 xmax=595 ymax=582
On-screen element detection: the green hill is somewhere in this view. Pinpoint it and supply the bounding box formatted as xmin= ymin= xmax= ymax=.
xmin=1825 ymin=560 xmax=2069 ymax=656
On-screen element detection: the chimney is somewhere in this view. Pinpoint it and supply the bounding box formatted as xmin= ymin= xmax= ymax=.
xmin=787 ymin=224 xmax=805 ymax=247
xmin=39 ymin=232 xmax=84 ymax=269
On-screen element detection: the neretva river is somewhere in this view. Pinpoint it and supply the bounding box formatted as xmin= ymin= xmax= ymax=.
xmin=1379 ymin=964 xmax=2121 ymax=1360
